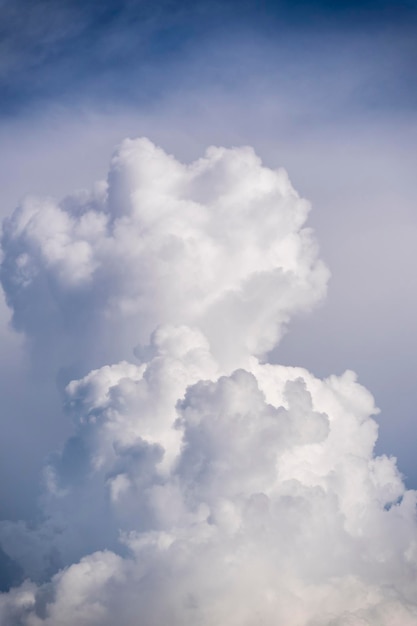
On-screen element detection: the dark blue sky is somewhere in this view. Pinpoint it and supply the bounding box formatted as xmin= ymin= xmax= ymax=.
xmin=1 ymin=0 xmax=416 ymax=115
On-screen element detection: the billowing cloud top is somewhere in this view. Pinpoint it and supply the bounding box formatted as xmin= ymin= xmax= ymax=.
xmin=1 ymin=138 xmax=328 ymax=370
xmin=0 ymin=140 xmax=416 ymax=626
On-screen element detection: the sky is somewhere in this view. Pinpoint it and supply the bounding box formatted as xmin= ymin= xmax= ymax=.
xmin=0 ymin=0 xmax=417 ymax=623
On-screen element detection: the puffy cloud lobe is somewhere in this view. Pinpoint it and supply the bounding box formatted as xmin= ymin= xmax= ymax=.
xmin=0 ymin=138 xmax=328 ymax=371
xmin=1 ymin=325 xmax=416 ymax=625
xmin=1 ymin=140 xmax=416 ymax=625
xmin=0 ymin=326 xmax=219 ymax=580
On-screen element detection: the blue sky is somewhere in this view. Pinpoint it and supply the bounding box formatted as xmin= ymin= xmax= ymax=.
xmin=1 ymin=0 xmax=417 ymax=114
xmin=0 ymin=0 xmax=417 ymax=603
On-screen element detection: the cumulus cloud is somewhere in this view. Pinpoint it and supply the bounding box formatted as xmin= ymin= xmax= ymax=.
xmin=1 ymin=137 xmax=328 ymax=371
xmin=1 ymin=338 xmax=416 ymax=625
xmin=0 ymin=139 xmax=416 ymax=625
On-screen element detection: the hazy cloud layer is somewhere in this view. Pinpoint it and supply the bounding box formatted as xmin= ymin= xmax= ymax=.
xmin=0 ymin=140 xmax=416 ymax=624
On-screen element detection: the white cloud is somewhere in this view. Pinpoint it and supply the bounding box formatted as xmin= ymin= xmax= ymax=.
xmin=0 ymin=139 xmax=416 ymax=625
xmin=0 ymin=331 xmax=416 ymax=624
xmin=1 ymin=138 xmax=328 ymax=372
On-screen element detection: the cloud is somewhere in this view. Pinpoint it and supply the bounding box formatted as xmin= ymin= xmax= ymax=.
xmin=0 ymin=331 xmax=416 ymax=624
xmin=0 ymin=138 xmax=416 ymax=624
xmin=1 ymin=137 xmax=328 ymax=372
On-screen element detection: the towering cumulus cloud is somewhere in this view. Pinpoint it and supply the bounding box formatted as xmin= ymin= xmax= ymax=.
xmin=0 ymin=138 xmax=327 ymax=372
xmin=1 ymin=140 xmax=416 ymax=625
